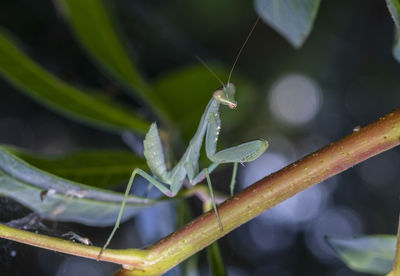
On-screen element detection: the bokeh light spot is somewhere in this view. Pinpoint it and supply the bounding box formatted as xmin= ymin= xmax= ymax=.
xmin=305 ymin=207 xmax=363 ymax=262
xmin=358 ymin=151 xmax=400 ymax=191
xmin=240 ymin=152 xmax=289 ymax=188
xmin=268 ymin=74 xmax=322 ymax=126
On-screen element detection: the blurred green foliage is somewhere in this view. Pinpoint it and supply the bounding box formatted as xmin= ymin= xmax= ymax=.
xmin=328 ymin=235 xmax=396 ymax=275
xmin=0 ymin=0 xmax=400 ymax=275
xmin=6 ymin=147 xmax=147 ymax=188
xmin=0 ymin=146 xmax=157 ymax=226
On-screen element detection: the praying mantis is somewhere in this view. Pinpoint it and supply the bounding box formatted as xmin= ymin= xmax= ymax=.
xmin=98 ymin=18 xmax=268 ymax=259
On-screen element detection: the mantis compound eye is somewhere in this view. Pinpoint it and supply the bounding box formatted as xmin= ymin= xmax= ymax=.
xmin=213 ymin=87 xmax=237 ymax=109
xmin=213 ymin=89 xmax=224 ymax=100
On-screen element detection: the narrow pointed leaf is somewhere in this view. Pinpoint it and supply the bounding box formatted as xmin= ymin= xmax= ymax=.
xmin=254 ymin=0 xmax=321 ymax=48
xmin=0 ymin=30 xmax=149 ymax=134
xmin=207 ymin=241 xmax=227 ymax=276
xmin=385 ymin=0 xmax=400 ymax=62
xmin=5 ymin=147 xmax=147 ymax=188
xmin=200 ymin=195 xmax=226 ymax=276
xmin=0 ymin=146 xmax=159 ymax=226
xmin=59 ymin=0 xmax=170 ymax=123
xmin=327 ymin=235 xmax=396 ymax=275
xmin=177 ymin=200 xmax=200 ymax=276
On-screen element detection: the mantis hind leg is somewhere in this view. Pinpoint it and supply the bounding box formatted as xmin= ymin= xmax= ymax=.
xmin=205 ymin=169 xmax=223 ymax=231
xmin=97 ymin=168 xmax=173 ymax=260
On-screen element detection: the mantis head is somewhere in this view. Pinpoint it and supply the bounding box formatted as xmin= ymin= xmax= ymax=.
xmin=213 ymin=83 xmax=237 ymax=109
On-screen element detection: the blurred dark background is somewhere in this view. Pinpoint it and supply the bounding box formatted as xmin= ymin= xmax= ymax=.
xmin=0 ymin=0 xmax=400 ymax=275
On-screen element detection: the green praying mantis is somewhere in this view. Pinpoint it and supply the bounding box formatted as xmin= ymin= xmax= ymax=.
xmin=98 ymin=18 xmax=268 ymax=259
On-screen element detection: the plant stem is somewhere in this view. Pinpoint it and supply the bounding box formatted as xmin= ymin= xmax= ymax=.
xmin=1 ymin=108 xmax=400 ymax=276
xmin=0 ymin=223 xmax=148 ymax=266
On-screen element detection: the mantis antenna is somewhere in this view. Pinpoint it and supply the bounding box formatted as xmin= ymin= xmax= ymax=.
xmin=197 ymin=17 xmax=260 ymax=87
xmin=195 ymin=55 xmax=225 ymax=87
xmin=227 ymin=17 xmax=260 ymax=85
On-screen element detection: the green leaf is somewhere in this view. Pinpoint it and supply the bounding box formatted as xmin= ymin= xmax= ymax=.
xmin=385 ymin=0 xmax=400 ymax=62
xmin=5 ymin=147 xmax=147 ymax=188
xmin=327 ymin=235 xmax=396 ymax=275
xmin=254 ymin=0 xmax=321 ymax=48
xmin=0 ymin=146 xmax=159 ymax=226
xmin=0 ymin=30 xmax=150 ymax=134
xmin=386 ymin=0 xmax=400 ymax=27
xmin=207 ymin=241 xmax=227 ymax=276
xmin=153 ymin=65 xmax=256 ymax=142
xmin=59 ymin=0 xmax=170 ymax=124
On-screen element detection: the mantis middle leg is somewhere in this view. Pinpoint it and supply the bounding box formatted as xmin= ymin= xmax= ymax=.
xmin=190 ymin=162 xmax=238 ymax=196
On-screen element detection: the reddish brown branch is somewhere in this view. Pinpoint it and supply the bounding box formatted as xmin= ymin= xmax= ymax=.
xmin=132 ymin=109 xmax=400 ymax=275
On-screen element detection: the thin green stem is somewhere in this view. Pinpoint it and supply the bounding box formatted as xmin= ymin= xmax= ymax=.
xmin=0 ymin=223 xmax=148 ymax=267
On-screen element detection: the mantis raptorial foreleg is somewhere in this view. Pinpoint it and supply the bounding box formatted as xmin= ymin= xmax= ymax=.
xmin=204 ymin=110 xmax=267 ymax=193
